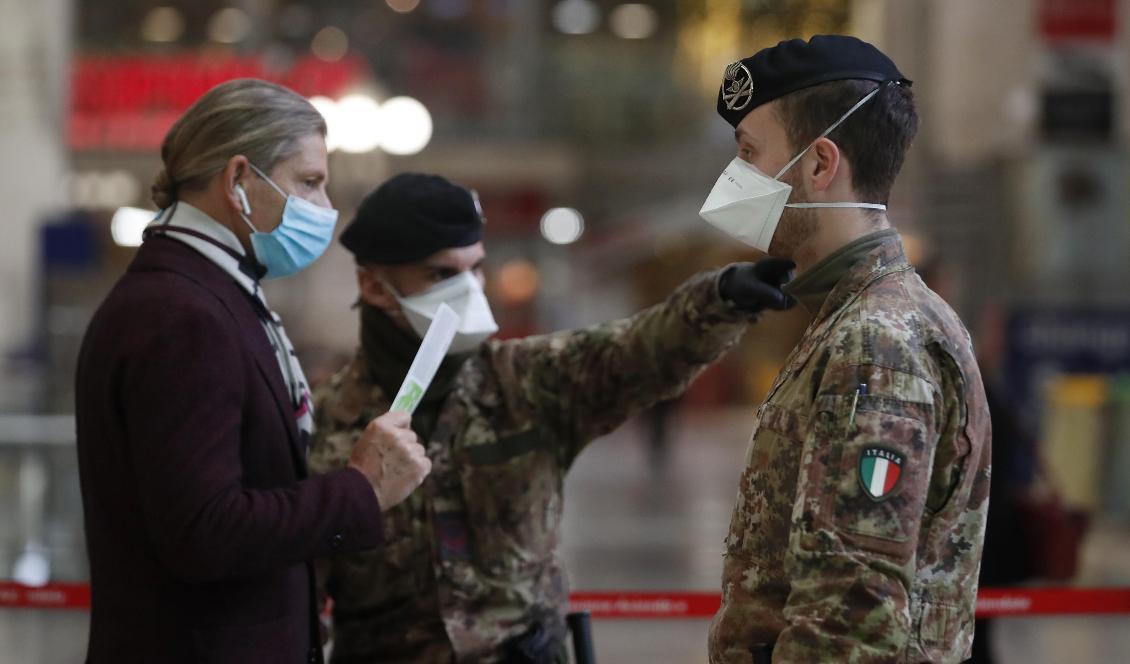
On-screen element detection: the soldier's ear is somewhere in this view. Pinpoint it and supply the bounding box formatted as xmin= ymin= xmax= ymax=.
xmin=356 ymin=266 xmax=400 ymax=312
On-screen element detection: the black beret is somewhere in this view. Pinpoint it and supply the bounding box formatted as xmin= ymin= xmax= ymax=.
xmin=717 ymin=34 xmax=910 ymax=128
xmin=340 ymin=173 xmax=484 ymax=265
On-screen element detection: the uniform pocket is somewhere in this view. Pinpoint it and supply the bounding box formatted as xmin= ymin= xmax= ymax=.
xmin=830 ymin=404 xmax=930 ymax=559
xmin=462 ymin=429 xmax=562 ymax=578
xmin=914 ymin=601 xmax=972 ymax=663
xmin=329 ymin=537 xmax=425 ymax=620
xmin=730 ymin=423 xmax=805 ymax=560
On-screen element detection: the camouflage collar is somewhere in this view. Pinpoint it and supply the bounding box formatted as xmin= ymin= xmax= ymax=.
xmin=812 ymin=231 xmax=911 ymax=325
xmin=760 ymin=232 xmax=912 ymax=408
xmin=785 ymin=229 xmax=898 ymax=315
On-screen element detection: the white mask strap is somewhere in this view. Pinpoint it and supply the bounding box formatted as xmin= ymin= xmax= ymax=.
xmin=773 ymin=84 xmax=884 ymax=180
xmin=786 ymin=202 xmax=887 ymax=210
xmin=377 ymin=275 xmax=406 ymax=300
xmin=247 ymin=163 xmax=289 ymax=200
xmin=238 ymin=206 xmax=259 ymax=234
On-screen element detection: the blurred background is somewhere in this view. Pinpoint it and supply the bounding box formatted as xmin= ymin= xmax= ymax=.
xmin=2 ymin=0 xmax=1130 ymax=662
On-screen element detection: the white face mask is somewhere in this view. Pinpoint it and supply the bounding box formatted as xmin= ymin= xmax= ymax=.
xmin=387 ymin=271 xmax=499 ymax=354
xmin=699 ymin=85 xmax=888 ymax=253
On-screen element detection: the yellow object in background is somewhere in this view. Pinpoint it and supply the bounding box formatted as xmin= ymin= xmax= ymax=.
xmin=1042 ymin=375 xmax=1109 ymax=511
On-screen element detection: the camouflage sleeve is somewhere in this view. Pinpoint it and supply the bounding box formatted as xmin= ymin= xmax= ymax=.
xmin=775 ymin=358 xmax=944 ymax=662
xmin=308 ymin=389 xmax=353 ymax=476
xmin=307 ymin=360 xmax=373 ymax=478
xmin=487 ymin=270 xmax=752 ymax=466
xmin=306 ymin=363 xmax=372 ymax=634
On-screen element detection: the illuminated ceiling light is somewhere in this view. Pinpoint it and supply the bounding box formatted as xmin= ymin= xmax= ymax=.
xmin=141 ymin=7 xmax=185 ymax=43
xmin=540 ymin=208 xmax=585 ymax=245
xmin=609 ymin=3 xmax=658 ymax=40
xmin=12 ymin=550 xmax=49 ymax=588
xmin=308 ymin=96 xmax=342 ymax=152
xmin=427 ymin=0 xmax=470 ymax=20
xmin=208 ymin=8 xmax=252 ymax=44
xmin=552 ymin=0 xmax=600 ymax=35
xmin=111 ymin=207 xmax=156 ymax=247
xmin=377 ymin=96 xmax=433 ymax=156
xmin=387 ymin=0 xmax=422 ymax=13
xmin=335 ymin=94 xmax=384 ymax=154
xmin=311 ymin=26 xmax=349 ymax=62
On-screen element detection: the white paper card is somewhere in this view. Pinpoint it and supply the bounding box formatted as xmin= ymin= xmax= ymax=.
xmin=390 ymin=303 xmax=461 ymax=414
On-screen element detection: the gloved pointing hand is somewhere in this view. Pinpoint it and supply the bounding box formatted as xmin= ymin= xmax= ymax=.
xmin=719 ymin=257 xmax=797 ymax=313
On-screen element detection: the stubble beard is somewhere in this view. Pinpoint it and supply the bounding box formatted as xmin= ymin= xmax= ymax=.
xmin=766 ymin=172 xmax=818 ymax=259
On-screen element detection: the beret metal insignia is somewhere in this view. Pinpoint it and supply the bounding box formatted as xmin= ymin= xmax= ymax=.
xmin=470 ymin=189 xmax=486 ymax=225
xmin=722 ymin=61 xmax=754 ymax=111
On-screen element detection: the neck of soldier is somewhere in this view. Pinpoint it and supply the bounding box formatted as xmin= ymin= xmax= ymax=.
xmin=789 ymin=208 xmax=891 ymax=276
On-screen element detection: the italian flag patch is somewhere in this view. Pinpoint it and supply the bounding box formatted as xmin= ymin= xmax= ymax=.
xmin=859 ymin=447 xmax=904 ymax=500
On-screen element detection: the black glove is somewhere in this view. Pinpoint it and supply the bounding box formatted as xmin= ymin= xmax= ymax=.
xmin=718 ymin=258 xmax=797 ymax=313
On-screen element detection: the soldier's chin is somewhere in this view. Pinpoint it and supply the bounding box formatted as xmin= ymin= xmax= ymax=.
xmin=767 ymin=210 xmax=815 ymax=260
xmin=765 ymin=224 xmax=792 ymax=259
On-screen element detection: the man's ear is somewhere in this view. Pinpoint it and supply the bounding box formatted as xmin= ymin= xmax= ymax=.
xmin=805 ymin=137 xmax=842 ymax=194
xmin=357 ymin=266 xmax=400 ymax=311
xmin=221 ymin=155 xmax=251 ymax=216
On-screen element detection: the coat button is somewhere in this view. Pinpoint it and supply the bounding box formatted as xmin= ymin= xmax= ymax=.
xmin=331 ymin=533 xmax=344 ymax=550
xmin=308 ymin=647 xmax=319 ymax=663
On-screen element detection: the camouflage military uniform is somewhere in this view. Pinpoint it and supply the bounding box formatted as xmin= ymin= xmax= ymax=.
xmin=310 ymin=271 xmax=752 ymax=663
xmin=708 ymin=232 xmax=992 ymax=663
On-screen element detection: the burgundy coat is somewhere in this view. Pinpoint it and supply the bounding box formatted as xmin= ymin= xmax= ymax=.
xmin=75 ymin=235 xmax=384 ymax=664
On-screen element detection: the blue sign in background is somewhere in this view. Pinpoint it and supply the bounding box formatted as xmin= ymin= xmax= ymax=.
xmin=1006 ymin=308 xmax=1130 ymax=414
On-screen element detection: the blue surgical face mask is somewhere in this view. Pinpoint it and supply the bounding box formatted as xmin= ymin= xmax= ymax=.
xmin=237 ymin=163 xmax=339 ymax=279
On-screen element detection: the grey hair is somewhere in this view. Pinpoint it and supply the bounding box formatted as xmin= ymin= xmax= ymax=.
xmin=151 ymin=78 xmax=327 ymax=209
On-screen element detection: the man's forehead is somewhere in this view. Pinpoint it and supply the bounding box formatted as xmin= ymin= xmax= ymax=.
xmin=735 ymin=104 xmax=784 ymax=143
xmin=423 ymin=243 xmax=486 ymax=267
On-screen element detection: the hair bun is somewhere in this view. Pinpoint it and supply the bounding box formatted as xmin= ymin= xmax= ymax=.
xmin=151 ymin=169 xmax=176 ymax=209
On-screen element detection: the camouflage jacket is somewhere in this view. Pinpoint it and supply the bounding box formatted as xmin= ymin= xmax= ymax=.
xmin=708 ymin=234 xmax=992 ymax=664
xmin=310 ymin=271 xmax=751 ymax=663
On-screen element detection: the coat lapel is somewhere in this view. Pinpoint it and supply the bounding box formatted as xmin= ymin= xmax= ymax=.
xmin=129 ymin=236 xmax=308 ymax=477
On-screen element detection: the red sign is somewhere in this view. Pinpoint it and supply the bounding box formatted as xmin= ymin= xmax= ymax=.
xmin=975 ymin=587 xmax=1130 ymax=617
xmin=1039 ymin=0 xmax=1118 ymax=42
xmin=571 ymin=589 xmax=1130 ymax=619
xmin=569 ymin=592 xmax=722 ymax=619
xmin=0 ymin=582 xmax=91 ymax=610
xmin=6 ymin=583 xmax=1130 ymax=618
xmin=69 ymin=53 xmax=368 ymax=151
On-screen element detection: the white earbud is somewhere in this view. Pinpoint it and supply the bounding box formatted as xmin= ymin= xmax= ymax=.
xmin=234 ymin=184 xmax=252 ymax=215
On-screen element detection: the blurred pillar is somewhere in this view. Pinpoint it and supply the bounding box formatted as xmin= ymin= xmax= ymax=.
xmin=491 ymin=0 xmax=544 ymax=138
xmin=924 ymin=0 xmax=1040 ymax=164
xmin=852 ymin=0 xmax=1044 ymax=323
xmin=0 ymin=0 xmax=70 ymax=372
xmin=1122 ymin=0 xmax=1130 ymax=143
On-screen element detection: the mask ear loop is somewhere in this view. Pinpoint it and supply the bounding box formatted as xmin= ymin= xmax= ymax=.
xmin=238 ymin=163 xmax=288 ymax=237
xmin=773 ymin=83 xmax=885 ymax=180
xmin=246 ymin=163 xmax=290 ymax=199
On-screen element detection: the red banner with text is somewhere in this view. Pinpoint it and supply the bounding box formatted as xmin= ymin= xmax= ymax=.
xmin=5 ymin=583 xmax=1130 ymax=618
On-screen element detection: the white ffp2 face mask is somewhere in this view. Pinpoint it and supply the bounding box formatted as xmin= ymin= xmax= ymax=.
xmin=700 ymin=158 xmax=793 ymax=252
xmin=388 ymin=271 xmax=499 ymax=354
xmin=699 ymin=85 xmax=888 ymax=253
